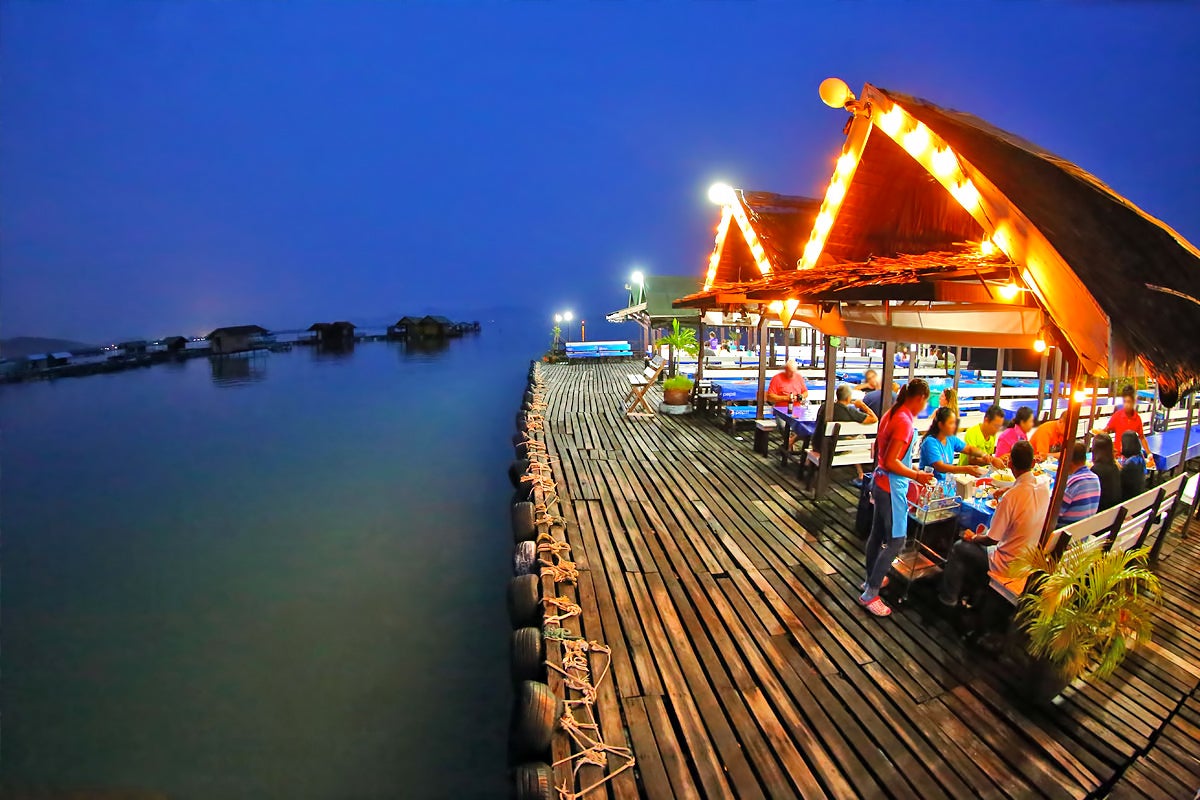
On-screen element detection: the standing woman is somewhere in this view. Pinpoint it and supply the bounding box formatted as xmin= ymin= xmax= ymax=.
xmin=861 ymin=379 xmax=934 ymax=617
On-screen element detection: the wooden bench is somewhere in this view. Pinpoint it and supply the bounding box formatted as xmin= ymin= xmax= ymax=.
xmin=567 ymin=341 xmax=633 ymax=362
xmin=989 ymin=473 xmax=1190 ymax=605
xmin=804 ymin=420 xmax=878 ymax=498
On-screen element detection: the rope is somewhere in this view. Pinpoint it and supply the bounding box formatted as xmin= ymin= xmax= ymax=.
xmin=527 ymin=363 xmax=637 ymax=799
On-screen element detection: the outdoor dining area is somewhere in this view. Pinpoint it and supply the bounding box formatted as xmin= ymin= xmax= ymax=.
xmin=528 ymin=78 xmax=1200 ymax=800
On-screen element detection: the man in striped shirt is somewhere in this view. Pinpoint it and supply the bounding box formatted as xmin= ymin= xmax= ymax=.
xmin=1058 ymin=441 xmax=1101 ymax=528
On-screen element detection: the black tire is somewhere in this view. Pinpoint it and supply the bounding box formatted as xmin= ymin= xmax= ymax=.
xmin=508 ymin=459 xmax=530 ymax=488
xmin=510 ymin=626 xmax=545 ymax=682
xmin=508 ymin=574 xmax=541 ymax=628
xmin=513 ymin=540 xmax=538 ymax=576
xmin=510 ymin=681 xmax=559 ymax=762
xmin=511 ymin=501 xmax=536 ymax=542
xmin=511 ymin=762 xmax=554 ymax=800
xmin=512 ymin=484 xmax=533 ymax=505
xmin=516 ymin=412 xmax=528 ymax=433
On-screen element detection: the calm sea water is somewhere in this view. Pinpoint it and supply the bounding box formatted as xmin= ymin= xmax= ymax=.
xmin=1 ymin=322 xmax=546 ymax=798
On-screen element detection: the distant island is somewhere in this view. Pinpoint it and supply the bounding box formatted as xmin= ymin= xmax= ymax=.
xmin=0 ymin=336 xmax=94 ymax=359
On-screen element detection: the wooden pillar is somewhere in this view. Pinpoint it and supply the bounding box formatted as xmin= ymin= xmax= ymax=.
xmin=880 ymin=341 xmax=896 ymax=418
xmin=1048 ymin=348 xmax=1063 ymax=423
xmin=993 ymin=348 xmax=1006 ymax=406
xmin=810 ymin=328 xmax=818 ymax=368
xmin=1177 ymin=393 xmax=1195 ymax=476
xmin=952 ymin=346 xmax=962 ymax=399
xmin=1035 ymin=350 xmax=1049 ymax=422
xmin=1040 ymin=356 xmax=1086 ymax=547
xmin=823 ymin=337 xmax=837 ymax=425
xmin=1084 ymin=374 xmax=1101 ymax=449
xmin=754 ymin=316 xmax=769 ymax=420
xmin=907 ymin=342 xmax=916 ymax=385
xmin=693 ymin=318 xmax=705 ymax=387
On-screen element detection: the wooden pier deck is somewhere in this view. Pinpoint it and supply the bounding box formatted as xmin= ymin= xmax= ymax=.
xmin=536 ymin=360 xmax=1200 ymax=800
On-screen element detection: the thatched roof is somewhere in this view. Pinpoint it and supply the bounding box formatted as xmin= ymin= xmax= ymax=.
xmin=706 ymin=192 xmax=820 ymax=286
xmin=874 ymin=86 xmax=1200 ymax=399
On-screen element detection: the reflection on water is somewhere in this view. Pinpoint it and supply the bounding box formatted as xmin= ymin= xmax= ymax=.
xmin=397 ymin=338 xmax=451 ymax=358
xmin=209 ymin=352 xmax=268 ymax=386
xmin=1 ymin=319 xmax=542 ymax=799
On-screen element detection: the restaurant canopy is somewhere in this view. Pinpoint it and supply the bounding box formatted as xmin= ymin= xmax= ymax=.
xmin=677 ymin=81 xmax=1200 ymax=401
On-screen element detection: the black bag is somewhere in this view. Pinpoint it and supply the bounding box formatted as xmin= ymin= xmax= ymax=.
xmin=855 ymin=475 xmax=874 ymax=537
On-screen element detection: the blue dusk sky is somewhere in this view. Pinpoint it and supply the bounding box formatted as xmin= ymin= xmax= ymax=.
xmin=2 ymin=1 xmax=1198 ymax=342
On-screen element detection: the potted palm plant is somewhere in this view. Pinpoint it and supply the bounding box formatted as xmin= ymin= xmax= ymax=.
xmin=1011 ymin=543 xmax=1160 ymax=702
xmin=658 ymin=318 xmax=699 ymax=405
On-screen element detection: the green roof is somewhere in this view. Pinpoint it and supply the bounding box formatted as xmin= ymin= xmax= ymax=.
xmin=644 ymin=275 xmax=701 ymax=318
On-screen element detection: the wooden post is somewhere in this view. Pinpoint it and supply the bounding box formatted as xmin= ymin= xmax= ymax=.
xmin=1177 ymin=392 xmax=1195 ymax=476
xmin=755 ymin=315 xmax=769 ymax=421
xmin=1040 ymin=356 xmax=1086 ymax=547
xmin=952 ymin=346 xmax=962 ymax=399
xmin=880 ymin=341 xmax=896 ymax=418
xmin=1048 ymin=348 xmax=1063 ymax=423
xmin=824 ymin=337 xmax=837 ymax=425
xmin=1035 ymin=350 xmax=1049 ymax=422
xmin=810 ymin=328 xmax=818 ymax=368
xmin=993 ymin=348 xmax=1006 ymax=406
xmin=907 ymin=342 xmax=916 ymax=385
xmin=693 ymin=318 xmax=705 ymax=393
xmin=1084 ymin=374 xmax=1101 ymax=449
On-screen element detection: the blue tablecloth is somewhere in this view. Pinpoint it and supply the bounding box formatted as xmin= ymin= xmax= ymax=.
xmin=1148 ymin=424 xmax=1200 ymax=471
xmin=772 ymin=405 xmax=818 ymax=438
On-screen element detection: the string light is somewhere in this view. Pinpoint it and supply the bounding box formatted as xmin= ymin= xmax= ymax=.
xmin=901 ymin=123 xmax=932 ymax=158
xmin=980 ymin=239 xmax=997 ymax=256
xmin=930 ymin=148 xmax=958 ymax=180
xmin=876 ymin=105 xmax=906 ymax=137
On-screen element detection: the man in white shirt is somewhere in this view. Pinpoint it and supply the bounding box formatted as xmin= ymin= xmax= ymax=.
xmin=939 ymin=440 xmax=1050 ymax=607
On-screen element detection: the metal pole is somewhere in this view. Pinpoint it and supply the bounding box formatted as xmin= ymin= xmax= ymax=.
xmin=907 ymin=342 xmax=916 ymax=385
xmin=693 ymin=318 xmax=705 ymax=387
xmin=755 ymin=315 xmax=769 ymax=420
xmin=1040 ymin=356 xmax=1085 ymax=547
xmin=880 ymin=341 xmax=896 ymax=418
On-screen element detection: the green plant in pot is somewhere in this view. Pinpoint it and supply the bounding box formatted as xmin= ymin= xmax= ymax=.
xmin=662 ymin=375 xmax=695 ymax=406
xmin=659 ymin=318 xmax=699 ymax=372
xmin=1011 ymin=543 xmax=1160 ymax=701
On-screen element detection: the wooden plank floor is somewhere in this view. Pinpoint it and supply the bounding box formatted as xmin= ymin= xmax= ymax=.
xmin=538 ymin=360 xmax=1200 ymax=800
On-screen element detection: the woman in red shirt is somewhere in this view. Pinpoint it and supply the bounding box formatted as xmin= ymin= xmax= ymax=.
xmin=1105 ymin=384 xmax=1151 ymax=461
xmin=860 ymin=379 xmax=934 ymax=617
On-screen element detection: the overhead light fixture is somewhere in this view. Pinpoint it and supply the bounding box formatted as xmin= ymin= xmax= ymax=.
xmin=631 ymin=270 xmax=644 ymax=285
xmin=818 ymin=77 xmax=855 ymax=109
xmin=1033 ymin=337 xmax=1047 ymax=353
xmin=998 ymin=282 xmax=1020 ymax=301
xmin=707 ymin=182 xmax=736 ymax=206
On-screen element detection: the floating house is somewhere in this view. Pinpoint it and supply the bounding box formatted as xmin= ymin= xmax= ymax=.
xmin=606 ymin=274 xmax=702 ymax=352
xmin=206 ymin=325 xmax=270 ymax=355
xmin=386 ymin=316 xmax=423 ymax=339
xmin=162 ymin=336 xmax=188 ymax=353
xmin=418 ymin=315 xmax=457 ymax=338
xmin=118 ymin=340 xmax=148 ymax=356
xmin=307 ymin=321 xmax=357 ymax=344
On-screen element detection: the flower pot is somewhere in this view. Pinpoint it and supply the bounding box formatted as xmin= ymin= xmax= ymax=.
xmin=663 ymin=388 xmax=691 ymax=405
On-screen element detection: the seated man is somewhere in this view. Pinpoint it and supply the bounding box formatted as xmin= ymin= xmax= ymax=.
xmin=863 ymin=380 xmax=898 ymax=418
xmin=958 ymin=404 xmax=1006 ymax=468
xmin=767 ymin=361 xmax=809 ymax=451
xmin=856 ymin=368 xmax=880 ymax=393
xmin=1029 ymin=411 xmax=1068 ymax=459
xmin=1058 ymin=441 xmax=1101 ymax=528
xmin=813 ymin=383 xmax=879 ymax=487
xmin=939 ymin=441 xmax=1049 ymax=607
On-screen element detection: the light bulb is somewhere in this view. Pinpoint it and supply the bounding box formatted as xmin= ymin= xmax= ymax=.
xmin=1033 ymin=338 xmax=1046 ymax=353
xmin=707 ymin=182 xmax=736 ymax=206
xmin=998 ymin=283 xmax=1020 ymax=301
